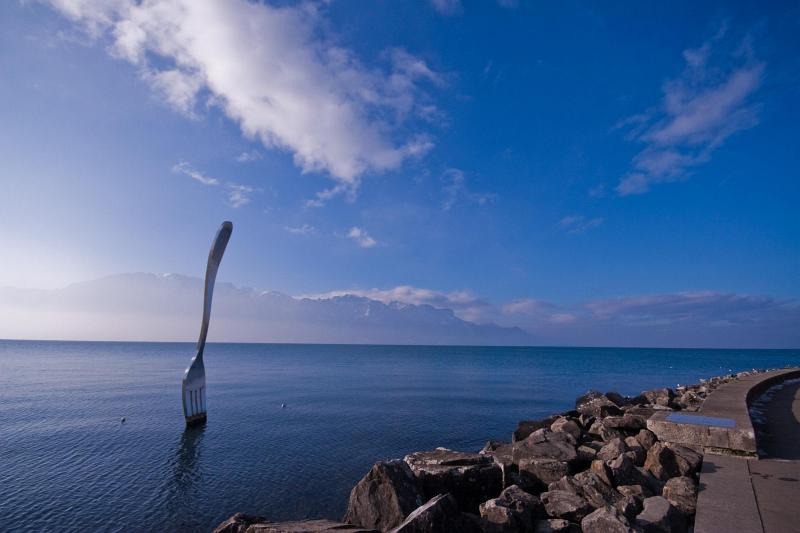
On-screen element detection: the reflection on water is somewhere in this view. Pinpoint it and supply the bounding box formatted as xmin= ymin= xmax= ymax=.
xmin=160 ymin=424 xmax=206 ymax=530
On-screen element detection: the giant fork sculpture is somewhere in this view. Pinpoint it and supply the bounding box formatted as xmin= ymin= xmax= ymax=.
xmin=182 ymin=221 xmax=233 ymax=425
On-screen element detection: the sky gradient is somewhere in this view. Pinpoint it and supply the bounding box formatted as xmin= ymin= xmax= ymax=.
xmin=1 ymin=1 xmax=799 ymax=346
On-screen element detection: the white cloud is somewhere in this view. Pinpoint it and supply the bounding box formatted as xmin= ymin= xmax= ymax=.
xmin=304 ymin=285 xmax=494 ymax=323
xmin=284 ymin=224 xmax=315 ymax=235
xmin=616 ymin=29 xmax=764 ymax=195
xmin=227 ymin=183 xmax=253 ymax=208
xmin=441 ymin=168 xmax=496 ymax=210
xmin=558 ymin=215 xmax=603 ymax=234
xmin=236 ymin=150 xmax=262 ymax=163
xmin=429 ymin=0 xmax=462 ymax=16
xmin=347 ymin=227 xmax=378 ymax=248
xmin=48 ymin=0 xmax=442 ymax=193
xmin=171 ymin=161 xmax=218 ymax=185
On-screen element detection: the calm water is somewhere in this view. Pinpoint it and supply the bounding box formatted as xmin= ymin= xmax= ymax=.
xmin=2 ymin=340 xmax=799 ymax=532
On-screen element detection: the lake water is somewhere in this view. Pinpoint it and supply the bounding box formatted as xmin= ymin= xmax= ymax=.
xmin=2 ymin=340 xmax=798 ymax=532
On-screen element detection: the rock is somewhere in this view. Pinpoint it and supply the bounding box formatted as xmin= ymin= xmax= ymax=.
xmin=634 ymin=467 xmax=665 ymax=496
xmin=664 ymin=444 xmax=702 ymax=477
xmin=642 ymin=388 xmax=676 ymax=408
xmin=405 ymin=449 xmax=503 ymax=513
xmin=617 ymin=484 xmax=652 ymax=500
xmin=677 ymin=391 xmax=702 ymax=411
xmin=603 ymin=415 xmax=647 ymax=432
xmin=572 ymin=471 xmax=622 ymax=509
xmin=514 ymin=416 xmax=560 ymax=442
xmin=213 ymin=513 xmax=267 ymax=533
xmin=662 ymin=476 xmax=697 ymax=516
xmin=533 ymin=518 xmax=580 ymax=533
xmin=644 ymin=443 xmax=680 ymax=481
xmin=481 ymin=441 xmax=518 ymax=488
xmin=577 ymin=414 xmax=596 ymax=430
xmin=344 ymin=460 xmax=424 ymax=531
xmin=390 ymin=493 xmax=481 ymax=533
xmin=575 ymin=391 xmax=624 ymax=418
xmin=590 ymin=460 xmax=614 ymax=487
xmin=604 ymin=391 xmax=628 ymax=407
xmin=615 ymin=495 xmax=643 ymax=521
xmin=597 ymin=438 xmax=628 ymax=462
xmin=588 ymin=420 xmax=624 ymax=442
xmin=540 ymin=490 xmax=593 ymax=522
xmin=635 ymin=429 xmax=658 ymax=451
xmin=512 ymin=430 xmax=579 ymax=492
xmin=550 ymin=418 xmax=582 ymax=441
xmin=480 ymin=484 xmax=544 ymax=532
xmin=214 ymin=515 xmax=379 ymax=533
xmin=624 ymin=437 xmax=646 ymax=466
xmin=581 ymin=506 xmax=637 ymax=533
xmin=608 ymin=453 xmax=636 ymax=486
xmin=577 ymin=445 xmax=598 ymax=463
xmin=635 ymin=496 xmax=686 ymax=533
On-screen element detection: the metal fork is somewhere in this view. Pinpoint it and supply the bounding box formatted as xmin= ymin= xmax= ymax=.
xmin=182 ymin=221 xmax=233 ymax=425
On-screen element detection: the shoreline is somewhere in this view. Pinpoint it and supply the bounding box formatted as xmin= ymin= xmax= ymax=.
xmin=215 ymin=368 xmax=792 ymax=533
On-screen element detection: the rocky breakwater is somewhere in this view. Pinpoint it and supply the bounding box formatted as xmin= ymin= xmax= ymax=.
xmin=214 ymin=371 xmax=767 ymax=533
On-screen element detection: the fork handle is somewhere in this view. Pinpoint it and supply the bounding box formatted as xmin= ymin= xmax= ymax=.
xmin=196 ymin=221 xmax=233 ymax=359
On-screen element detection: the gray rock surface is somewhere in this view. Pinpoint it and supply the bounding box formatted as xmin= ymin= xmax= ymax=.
xmin=533 ymin=518 xmax=580 ymax=532
xmin=581 ymin=506 xmax=637 ymax=533
xmin=540 ymin=490 xmax=593 ymax=522
xmin=214 ymin=514 xmax=379 ymax=533
xmin=344 ymin=460 xmax=423 ymax=531
xmin=513 ymin=430 xmax=579 ymax=491
xmin=662 ymin=476 xmax=697 ymax=516
xmin=405 ymin=449 xmax=503 ymax=513
xmin=644 ymin=443 xmax=680 ymax=481
xmin=389 ymin=493 xmax=481 ymax=533
xmin=480 ymin=484 xmax=543 ymax=532
xmin=635 ymin=495 xmax=686 ymax=533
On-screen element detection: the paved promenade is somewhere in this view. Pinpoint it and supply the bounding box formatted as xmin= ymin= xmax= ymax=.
xmin=694 ymin=370 xmax=800 ymax=533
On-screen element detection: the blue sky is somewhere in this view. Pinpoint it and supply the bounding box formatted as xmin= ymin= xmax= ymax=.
xmin=1 ymin=1 xmax=799 ymax=346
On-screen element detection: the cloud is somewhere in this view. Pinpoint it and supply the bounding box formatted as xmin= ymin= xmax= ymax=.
xmin=558 ymin=215 xmax=603 ymax=234
xmin=236 ymin=150 xmax=262 ymax=163
xmin=441 ymin=168 xmax=496 ymax=210
xmin=429 ymin=0 xmax=462 ymax=16
xmin=347 ymin=227 xmax=378 ymax=248
xmin=304 ymin=285 xmax=494 ymax=323
xmin=227 ymin=183 xmax=253 ymax=208
xmin=284 ymin=224 xmax=315 ymax=235
xmin=616 ymin=28 xmax=764 ymax=195
xmin=48 ymin=0 xmax=442 ymax=193
xmin=172 ymin=161 xmax=218 ymax=185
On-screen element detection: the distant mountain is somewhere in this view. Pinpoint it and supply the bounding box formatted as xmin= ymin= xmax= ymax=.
xmin=0 ymin=273 xmax=532 ymax=345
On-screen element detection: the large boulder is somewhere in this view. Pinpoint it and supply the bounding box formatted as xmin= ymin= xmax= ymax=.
xmin=572 ymin=471 xmax=622 ymax=509
xmin=644 ymin=443 xmax=680 ymax=481
xmin=214 ymin=515 xmax=379 ymax=533
xmin=642 ymin=388 xmax=677 ymax=409
xmin=602 ymin=415 xmax=646 ymax=432
xmin=590 ymin=460 xmax=614 ymax=487
xmin=540 ymin=490 xmax=593 ymax=522
xmin=576 ymin=391 xmax=624 ymax=418
xmin=624 ymin=437 xmax=646 ymax=466
xmin=389 ymin=493 xmax=481 ymax=533
xmin=404 ymin=449 xmax=503 ymax=513
xmin=635 ymin=429 xmax=658 ymax=451
xmin=635 ymin=496 xmax=686 ymax=533
xmin=514 ymin=416 xmax=561 ymax=442
xmin=344 ymin=460 xmax=424 ymax=531
xmin=480 ymin=484 xmax=544 ymax=532
xmin=550 ymin=418 xmax=583 ymax=441
xmin=481 ymin=441 xmax=518 ymax=488
xmin=533 ymin=519 xmax=580 ymax=532
xmin=664 ymin=444 xmax=702 ymax=478
xmin=597 ymin=438 xmax=628 ymax=462
xmin=662 ymin=476 xmax=697 ymax=516
xmin=512 ymin=430 xmax=579 ymax=492
xmin=581 ymin=506 xmax=636 ymax=533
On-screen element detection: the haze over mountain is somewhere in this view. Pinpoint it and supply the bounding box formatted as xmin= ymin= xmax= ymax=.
xmin=0 ymin=273 xmax=531 ymax=345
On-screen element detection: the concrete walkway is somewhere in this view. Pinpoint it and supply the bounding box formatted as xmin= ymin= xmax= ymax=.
xmin=693 ymin=370 xmax=800 ymax=533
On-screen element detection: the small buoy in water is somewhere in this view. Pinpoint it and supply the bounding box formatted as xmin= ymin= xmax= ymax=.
xmin=120 ymin=417 xmax=126 ymax=423
xmin=281 ymin=403 xmax=286 ymax=409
